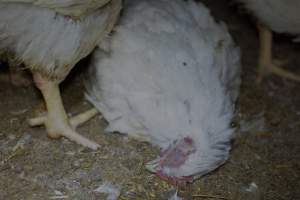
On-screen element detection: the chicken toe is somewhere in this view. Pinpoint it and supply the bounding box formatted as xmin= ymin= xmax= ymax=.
xmin=28 ymin=108 xmax=99 ymax=129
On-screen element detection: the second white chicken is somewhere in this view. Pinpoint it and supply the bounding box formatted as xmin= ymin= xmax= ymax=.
xmin=86 ymin=0 xmax=241 ymax=185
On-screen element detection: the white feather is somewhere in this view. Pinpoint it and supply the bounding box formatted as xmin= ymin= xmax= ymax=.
xmin=239 ymin=0 xmax=300 ymax=36
xmin=0 ymin=0 xmax=112 ymax=17
xmin=0 ymin=0 xmax=121 ymax=81
xmin=86 ymin=0 xmax=241 ymax=178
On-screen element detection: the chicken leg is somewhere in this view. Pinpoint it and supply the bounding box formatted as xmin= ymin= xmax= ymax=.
xmin=29 ymin=72 xmax=100 ymax=150
xmin=257 ymin=23 xmax=300 ymax=82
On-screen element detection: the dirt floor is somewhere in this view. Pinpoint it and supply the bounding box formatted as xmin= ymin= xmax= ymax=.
xmin=0 ymin=1 xmax=300 ymax=199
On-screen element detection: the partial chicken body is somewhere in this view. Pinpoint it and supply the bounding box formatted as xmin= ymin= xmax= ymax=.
xmin=0 ymin=0 xmax=122 ymax=149
xmin=239 ymin=0 xmax=300 ymax=81
xmin=87 ymin=0 xmax=241 ymax=184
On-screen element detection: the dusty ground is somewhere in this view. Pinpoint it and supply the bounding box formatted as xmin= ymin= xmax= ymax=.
xmin=0 ymin=1 xmax=300 ymax=199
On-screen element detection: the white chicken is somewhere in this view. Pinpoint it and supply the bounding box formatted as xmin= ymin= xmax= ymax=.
xmin=238 ymin=0 xmax=300 ymax=81
xmin=0 ymin=0 xmax=122 ymax=149
xmin=86 ymin=0 xmax=241 ymax=184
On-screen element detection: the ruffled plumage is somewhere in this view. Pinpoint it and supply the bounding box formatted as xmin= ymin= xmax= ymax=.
xmin=86 ymin=0 xmax=241 ymax=180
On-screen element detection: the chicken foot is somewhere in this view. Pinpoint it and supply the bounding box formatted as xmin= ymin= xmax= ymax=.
xmin=28 ymin=107 xmax=99 ymax=128
xmin=257 ymin=23 xmax=300 ymax=82
xmin=29 ymin=73 xmax=100 ymax=150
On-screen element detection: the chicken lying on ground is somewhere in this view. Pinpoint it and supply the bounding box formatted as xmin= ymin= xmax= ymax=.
xmin=86 ymin=0 xmax=241 ymax=185
xmin=238 ymin=0 xmax=300 ymax=82
xmin=0 ymin=0 xmax=122 ymax=149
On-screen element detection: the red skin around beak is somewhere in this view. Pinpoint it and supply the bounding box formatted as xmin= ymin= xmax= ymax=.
xmin=147 ymin=137 xmax=196 ymax=186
